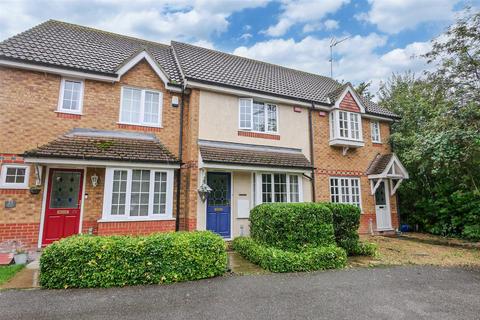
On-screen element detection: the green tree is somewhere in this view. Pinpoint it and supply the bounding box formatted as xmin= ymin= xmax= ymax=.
xmin=378 ymin=9 xmax=480 ymax=240
xmin=355 ymin=81 xmax=374 ymax=100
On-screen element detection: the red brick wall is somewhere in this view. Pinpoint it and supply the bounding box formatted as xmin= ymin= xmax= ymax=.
xmin=312 ymin=110 xmax=399 ymax=233
xmin=339 ymin=92 xmax=361 ymax=112
xmin=0 ymin=223 xmax=39 ymax=249
xmin=97 ymin=220 xmax=175 ymax=236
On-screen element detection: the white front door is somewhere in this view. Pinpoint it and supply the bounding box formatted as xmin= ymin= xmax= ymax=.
xmin=375 ymin=180 xmax=392 ymax=230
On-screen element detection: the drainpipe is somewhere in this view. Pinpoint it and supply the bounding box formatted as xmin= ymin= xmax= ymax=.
xmin=308 ymin=103 xmax=316 ymax=201
xmin=175 ymin=87 xmax=186 ymax=231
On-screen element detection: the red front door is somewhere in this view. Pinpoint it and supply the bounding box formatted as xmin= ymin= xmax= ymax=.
xmin=42 ymin=168 xmax=84 ymax=246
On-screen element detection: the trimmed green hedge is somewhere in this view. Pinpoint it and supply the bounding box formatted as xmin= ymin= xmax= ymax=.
xmin=250 ymin=203 xmax=335 ymax=251
xmin=324 ymin=203 xmax=376 ymax=256
xmin=233 ymin=237 xmax=346 ymax=272
xmin=40 ymin=231 xmax=227 ymax=289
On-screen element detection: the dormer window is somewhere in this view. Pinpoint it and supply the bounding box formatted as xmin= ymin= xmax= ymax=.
xmin=239 ymin=98 xmax=278 ymax=133
xmin=329 ymin=110 xmax=364 ymax=145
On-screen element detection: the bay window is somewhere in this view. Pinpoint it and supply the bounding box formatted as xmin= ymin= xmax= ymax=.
xmin=103 ymin=168 xmax=173 ymax=220
xmin=329 ymin=177 xmax=361 ymax=208
xmin=256 ymin=173 xmax=302 ymax=204
xmin=329 ymin=110 xmax=364 ymax=147
xmin=239 ymin=98 xmax=278 ymax=133
xmin=120 ymin=87 xmax=163 ymax=127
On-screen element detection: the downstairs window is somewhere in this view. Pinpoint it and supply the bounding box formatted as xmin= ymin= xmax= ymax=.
xmin=329 ymin=177 xmax=361 ymax=208
xmin=255 ymin=173 xmax=302 ymax=204
xmin=103 ymin=168 xmax=173 ymax=220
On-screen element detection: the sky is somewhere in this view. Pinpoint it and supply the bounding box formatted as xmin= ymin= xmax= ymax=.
xmin=0 ymin=0 xmax=477 ymax=96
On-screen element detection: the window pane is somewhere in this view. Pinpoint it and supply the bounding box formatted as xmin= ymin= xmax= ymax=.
xmin=273 ymin=174 xmax=287 ymax=202
xmin=340 ymin=178 xmax=350 ymax=203
xmin=261 ymin=174 xmax=272 ymax=203
xmin=61 ymin=80 xmax=82 ymax=111
xmin=253 ymin=102 xmax=265 ymax=132
xmin=49 ymin=171 xmax=81 ymax=209
xmin=153 ymin=172 xmax=167 ymax=214
xmin=267 ymin=104 xmax=277 ymax=132
xmin=350 ymin=113 xmax=360 ymax=140
xmin=121 ymin=88 xmax=142 ymax=124
xmin=4 ymin=167 xmax=27 ymax=184
xmin=330 ymin=178 xmax=339 ymax=203
xmin=289 ymin=175 xmax=299 ymax=202
xmin=111 ymin=170 xmax=127 ymax=215
xmin=351 ymin=179 xmax=361 ymax=207
xmin=144 ymin=91 xmax=160 ymax=124
xmin=239 ymin=99 xmax=252 ymax=129
xmin=371 ymin=121 xmax=380 ymax=142
xmin=130 ymin=169 xmax=150 ymax=216
xmin=339 ymin=111 xmax=349 ymax=138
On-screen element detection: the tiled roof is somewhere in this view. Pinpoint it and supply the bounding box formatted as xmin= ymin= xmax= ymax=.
xmin=0 ymin=20 xmax=182 ymax=83
xmin=199 ymin=141 xmax=312 ymax=169
xmin=0 ymin=20 xmax=397 ymax=118
xmin=23 ymin=129 xmax=178 ymax=164
xmin=366 ymin=153 xmax=393 ymax=175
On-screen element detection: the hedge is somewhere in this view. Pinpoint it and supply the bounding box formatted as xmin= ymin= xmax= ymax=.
xmin=232 ymin=237 xmax=347 ymax=273
xmin=40 ymin=231 xmax=227 ymax=289
xmin=250 ymin=203 xmax=335 ymax=251
xmin=324 ymin=203 xmax=376 ymax=256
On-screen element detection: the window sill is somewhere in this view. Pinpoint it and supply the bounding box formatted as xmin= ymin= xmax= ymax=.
xmin=55 ymin=110 xmax=83 ymax=115
xmin=238 ymin=130 xmax=280 ymax=140
xmin=117 ymin=123 xmax=163 ymax=132
xmin=0 ymin=185 xmax=29 ymax=190
xmin=329 ymin=138 xmax=364 ymax=148
xmin=372 ymin=142 xmax=383 ymax=146
xmin=98 ymin=217 xmax=175 ymax=223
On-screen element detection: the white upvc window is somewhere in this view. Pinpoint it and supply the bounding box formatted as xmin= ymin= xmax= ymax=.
xmin=238 ymin=98 xmax=278 ymax=133
xmin=120 ymin=87 xmax=163 ymax=127
xmin=0 ymin=164 xmax=30 ymax=189
xmin=255 ymin=173 xmax=302 ymax=204
xmin=329 ymin=177 xmax=362 ymax=209
xmin=371 ymin=120 xmax=381 ymax=143
xmin=329 ymin=110 xmax=363 ymax=141
xmin=57 ymin=78 xmax=84 ymax=114
xmin=102 ymin=168 xmax=174 ymax=221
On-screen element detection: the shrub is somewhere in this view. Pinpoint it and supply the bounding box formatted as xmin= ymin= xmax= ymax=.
xmin=324 ymin=203 xmax=367 ymax=255
xmin=233 ymin=237 xmax=347 ymax=273
xmin=250 ymin=203 xmax=335 ymax=251
xmin=40 ymin=231 xmax=227 ymax=289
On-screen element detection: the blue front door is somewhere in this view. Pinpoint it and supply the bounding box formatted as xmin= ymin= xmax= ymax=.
xmin=206 ymin=172 xmax=231 ymax=238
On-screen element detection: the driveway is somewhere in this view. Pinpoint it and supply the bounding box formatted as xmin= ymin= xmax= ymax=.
xmin=1 ymin=266 xmax=479 ymax=320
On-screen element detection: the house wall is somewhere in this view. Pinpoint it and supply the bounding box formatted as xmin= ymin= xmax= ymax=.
xmin=198 ymin=90 xmax=311 ymax=159
xmin=0 ymin=61 xmax=185 ymax=250
xmin=312 ymin=110 xmax=399 ymax=233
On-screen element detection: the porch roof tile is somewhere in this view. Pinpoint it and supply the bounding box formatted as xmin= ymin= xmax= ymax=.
xmin=199 ymin=142 xmax=312 ymax=169
xmin=366 ymin=153 xmax=393 ymax=175
xmin=23 ymin=129 xmax=178 ymax=164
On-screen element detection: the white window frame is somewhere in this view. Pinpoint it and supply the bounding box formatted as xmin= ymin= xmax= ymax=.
xmin=329 ymin=177 xmax=362 ymax=210
xmin=57 ymin=78 xmax=84 ymax=114
xmin=102 ymin=167 xmax=174 ymax=221
xmin=254 ymin=172 xmax=303 ymax=204
xmin=119 ymin=86 xmax=163 ymax=128
xmin=238 ymin=98 xmax=279 ymax=134
xmin=0 ymin=164 xmax=30 ymax=189
xmin=371 ymin=120 xmax=381 ymax=143
xmin=329 ymin=110 xmax=363 ymax=142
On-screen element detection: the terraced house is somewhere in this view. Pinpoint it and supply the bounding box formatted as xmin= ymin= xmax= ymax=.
xmin=0 ymin=20 xmax=408 ymax=251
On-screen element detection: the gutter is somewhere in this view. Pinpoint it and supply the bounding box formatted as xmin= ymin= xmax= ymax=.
xmin=308 ymin=103 xmax=317 ymax=201
xmin=175 ymin=87 xmax=186 ymax=231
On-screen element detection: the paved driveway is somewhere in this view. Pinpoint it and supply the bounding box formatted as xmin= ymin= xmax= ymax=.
xmin=1 ymin=266 xmax=479 ymax=320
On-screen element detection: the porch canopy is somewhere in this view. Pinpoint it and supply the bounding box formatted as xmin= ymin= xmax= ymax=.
xmin=366 ymin=153 xmax=408 ymax=196
xmin=198 ymin=140 xmax=313 ymax=172
xmin=22 ymin=128 xmax=179 ymax=168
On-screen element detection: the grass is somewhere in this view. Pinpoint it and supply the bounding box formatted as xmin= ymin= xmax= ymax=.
xmin=0 ymin=265 xmax=25 ymax=285
xmin=348 ymin=233 xmax=480 ymax=268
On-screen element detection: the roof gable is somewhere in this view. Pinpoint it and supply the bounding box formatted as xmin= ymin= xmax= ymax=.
xmin=332 ymin=84 xmax=365 ymax=113
xmin=116 ymin=50 xmax=171 ymax=87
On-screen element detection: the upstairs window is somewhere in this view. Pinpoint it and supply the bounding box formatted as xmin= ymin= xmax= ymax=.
xmin=329 ymin=110 xmax=363 ymax=142
xmin=239 ymin=98 xmax=278 ymax=133
xmin=371 ymin=120 xmax=381 ymax=143
xmin=0 ymin=165 xmax=30 ymax=189
xmin=120 ymin=87 xmax=163 ymax=127
xmin=58 ymin=78 xmax=84 ymax=114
